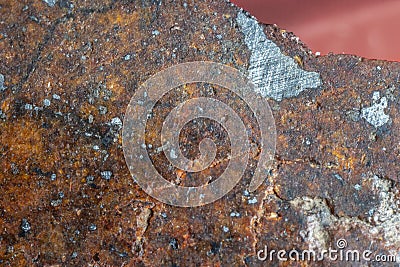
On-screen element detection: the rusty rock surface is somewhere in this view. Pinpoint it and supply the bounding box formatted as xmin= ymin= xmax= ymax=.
xmin=0 ymin=0 xmax=399 ymax=266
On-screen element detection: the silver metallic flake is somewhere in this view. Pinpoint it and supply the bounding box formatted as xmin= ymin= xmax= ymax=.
xmin=361 ymin=91 xmax=390 ymax=128
xmin=42 ymin=0 xmax=57 ymax=7
xmin=0 ymin=74 xmax=5 ymax=91
xmin=236 ymin=12 xmax=322 ymax=101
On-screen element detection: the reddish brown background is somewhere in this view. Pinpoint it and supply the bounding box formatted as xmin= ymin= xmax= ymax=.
xmin=231 ymin=0 xmax=400 ymax=61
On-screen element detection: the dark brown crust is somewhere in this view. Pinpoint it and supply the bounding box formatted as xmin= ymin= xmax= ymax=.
xmin=0 ymin=0 xmax=399 ymax=266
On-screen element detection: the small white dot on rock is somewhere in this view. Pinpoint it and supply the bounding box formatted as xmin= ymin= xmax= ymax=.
xmin=100 ymin=171 xmax=112 ymax=180
xmin=169 ymin=149 xmax=178 ymax=159
xmin=372 ymin=91 xmax=380 ymax=101
xmin=230 ymin=211 xmax=240 ymax=217
xmin=98 ymin=106 xmax=107 ymax=115
xmin=42 ymin=0 xmax=57 ymax=7
xmin=248 ymin=197 xmax=258 ymax=204
xmin=0 ymin=74 xmax=5 ymax=91
xmin=43 ymin=99 xmax=51 ymax=107
xmin=111 ymin=117 xmax=122 ymax=127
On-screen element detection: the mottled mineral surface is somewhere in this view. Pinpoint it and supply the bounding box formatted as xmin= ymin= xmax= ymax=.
xmin=1 ymin=0 xmax=399 ymax=266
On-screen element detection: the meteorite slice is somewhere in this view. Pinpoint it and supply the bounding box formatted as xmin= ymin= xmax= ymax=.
xmin=0 ymin=0 xmax=399 ymax=266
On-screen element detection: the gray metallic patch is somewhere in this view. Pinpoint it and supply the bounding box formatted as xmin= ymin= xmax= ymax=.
xmin=236 ymin=12 xmax=322 ymax=101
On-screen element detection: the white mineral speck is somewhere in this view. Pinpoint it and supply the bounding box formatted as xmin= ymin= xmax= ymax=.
xmin=170 ymin=149 xmax=178 ymax=159
xmin=42 ymin=0 xmax=57 ymax=7
xmin=361 ymin=91 xmax=390 ymax=128
xmin=0 ymin=74 xmax=5 ymax=91
xmin=248 ymin=197 xmax=258 ymax=204
xmin=372 ymin=91 xmax=380 ymax=101
xmin=25 ymin=104 xmax=33 ymax=110
xmin=230 ymin=211 xmax=240 ymax=217
xmin=100 ymin=171 xmax=112 ymax=180
xmin=43 ymin=99 xmax=51 ymax=107
xmin=111 ymin=117 xmax=122 ymax=127
xmin=98 ymin=106 xmax=107 ymax=114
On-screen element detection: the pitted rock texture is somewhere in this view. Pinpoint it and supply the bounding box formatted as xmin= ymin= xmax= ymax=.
xmin=0 ymin=0 xmax=399 ymax=266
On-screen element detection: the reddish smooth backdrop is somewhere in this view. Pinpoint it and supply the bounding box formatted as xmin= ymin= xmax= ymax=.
xmin=231 ymin=0 xmax=400 ymax=61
